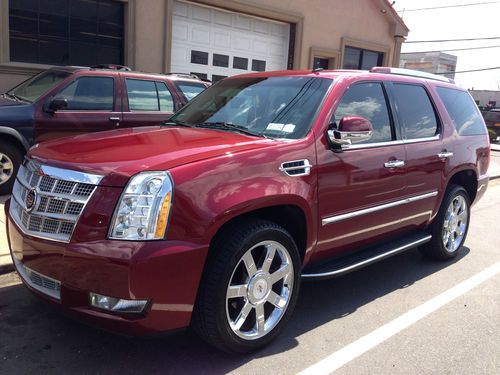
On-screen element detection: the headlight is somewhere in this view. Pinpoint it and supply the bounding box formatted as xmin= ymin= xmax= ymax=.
xmin=109 ymin=171 xmax=173 ymax=240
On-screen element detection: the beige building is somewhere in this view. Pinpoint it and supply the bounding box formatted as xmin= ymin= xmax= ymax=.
xmin=0 ymin=0 xmax=408 ymax=92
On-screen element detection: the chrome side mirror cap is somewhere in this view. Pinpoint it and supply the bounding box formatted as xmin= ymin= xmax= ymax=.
xmin=327 ymin=116 xmax=373 ymax=149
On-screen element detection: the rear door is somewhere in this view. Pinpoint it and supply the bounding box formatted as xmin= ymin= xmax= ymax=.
xmin=34 ymin=75 xmax=121 ymax=142
xmin=120 ymin=77 xmax=176 ymax=128
xmin=389 ymin=82 xmax=445 ymax=229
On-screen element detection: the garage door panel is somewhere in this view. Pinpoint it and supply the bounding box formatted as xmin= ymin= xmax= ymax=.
xmin=172 ymin=1 xmax=289 ymax=81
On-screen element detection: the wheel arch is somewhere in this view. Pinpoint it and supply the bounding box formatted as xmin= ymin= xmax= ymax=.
xmin=0 ymin=127 xmax=30 ymax=153
xmin=445 ymin=168 xmax=478 ymax=204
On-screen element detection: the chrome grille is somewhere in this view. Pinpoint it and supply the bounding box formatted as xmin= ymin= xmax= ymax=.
xmin=9 ymin=159 xmax=102 ymax=242
xmin=14 ymin=258 xmax=61 ymax=300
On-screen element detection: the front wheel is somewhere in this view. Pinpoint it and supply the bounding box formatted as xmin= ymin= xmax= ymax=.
xmin=0 ymin=141 xmax=22 ymax=195
xmin=420 ymin=185 xmax=470 ymax=260
xmin=192 ymin=220 xmax=301 ymax=353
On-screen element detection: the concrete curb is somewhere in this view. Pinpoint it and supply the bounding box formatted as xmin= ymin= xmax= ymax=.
xmin=0 ymin=261 xmax=14 ymax=275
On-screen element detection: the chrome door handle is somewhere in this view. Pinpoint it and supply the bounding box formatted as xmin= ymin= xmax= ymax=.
xmin=384 ymin=160 xmax=405 ymax=168
xmin=438 ymin=151 xmax=453 ymax=159
xmin=109 ymin=116 xmax=120 ymax=121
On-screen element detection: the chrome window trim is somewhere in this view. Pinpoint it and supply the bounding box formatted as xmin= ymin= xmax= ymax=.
xmin=342 ymin=135 xmax=440 ymax=150
xmin=321 ymin=191 xmax=438 ymax=226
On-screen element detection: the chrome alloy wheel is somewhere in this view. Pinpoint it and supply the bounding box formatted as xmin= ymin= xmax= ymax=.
xmin=0 ymin=152 xmax=14 ymax=185
xmin=225 ymin=240 xmax=294 ymax=340
xmin=442 ymin=195 xmax=468 ymax=253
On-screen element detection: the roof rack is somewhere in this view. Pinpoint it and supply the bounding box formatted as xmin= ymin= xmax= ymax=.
xmin=369 ymin=67 xmax=454 ymax=83
xmin=164 ymin=72 xmax=202 ymax=79
xmin=91 ymin=64 xmax=132 ymax=71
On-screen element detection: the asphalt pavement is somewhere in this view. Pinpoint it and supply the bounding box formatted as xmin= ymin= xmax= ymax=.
xmin=0 ymin=179 xmax=499 ymax=374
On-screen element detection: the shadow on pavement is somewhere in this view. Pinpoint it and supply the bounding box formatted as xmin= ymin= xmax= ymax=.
xmin=0 ymin=247 xmax=469 ymax=374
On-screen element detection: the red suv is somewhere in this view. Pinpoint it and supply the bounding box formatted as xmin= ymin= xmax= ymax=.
xmin=0 ymin=65 xmax=209 ymax=194
xmin=5 ymin=67 xmax=490 ymax=353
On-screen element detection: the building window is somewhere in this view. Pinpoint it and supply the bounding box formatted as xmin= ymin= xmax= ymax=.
xmin=343 ymin=46 xmax=383 ymax=70
xmin=213 ymin=54 xmax=229 ymax=67
xmin=9 ymin=0 xmax=124 ymax=66
xmin=191 ymin=72 xmax=208 ymax=80
xmin=191 ymin=50 xmax=209 ymax=65
xmin=252 ymin=59 xmax=266 ymax=72
xmin=212 ymin=75 xmax=227 ymax=83
xmin=233 ymin=57 xmax=248 ymax=70
xmin=313 ymin=58 xmax=329 ymax=70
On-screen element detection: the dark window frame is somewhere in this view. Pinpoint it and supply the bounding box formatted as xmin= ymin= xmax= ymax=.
xmin=251 ymin=59 xmax=266 ymax=72
xmin=191 ymin=50 xmax=209 ymax=65
xmin=213 ymin=53 xmax=229 ymax=67
xmin=343 ymin=46 xmax=384 ymax=70
xmin=233 ymin=57 xmax=248 ymax=70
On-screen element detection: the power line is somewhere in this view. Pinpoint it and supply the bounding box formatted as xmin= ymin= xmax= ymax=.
xmin=406 ymin=36 xmax=500 ymax=43
xmin=397 ymin=1 xmax=499 ymax=12
xmin=402 ymin=44 xmax=500 ymax=54
xmin=435 ymin=66 xmax=500 ymax=74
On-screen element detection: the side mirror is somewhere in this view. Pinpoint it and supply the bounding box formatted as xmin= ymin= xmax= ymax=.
xmin=45 ymin=97 xmax=68 ymax=113
xmin=327 ymin=116 xmax=373 ymax=149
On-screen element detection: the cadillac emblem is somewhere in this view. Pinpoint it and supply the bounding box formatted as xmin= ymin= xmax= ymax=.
xmin=25 ymin=189 xmax=37 ymax=213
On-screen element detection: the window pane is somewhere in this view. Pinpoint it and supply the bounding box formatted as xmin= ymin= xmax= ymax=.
xmin=212 ymin=75 xmax=227 ymax=83
xmin=213 ymin=54 xmax=229 ymax=67
xmin=361 ymin=50 xmax=383 ymax=70
xmin=126 ymin=79 xmax=159 ymax=111
xmin=233 ymin=57 xmax=248 ymax=70
xmin=57 ymin=76 xmax=114 ymax=110
xmin=343 ymin=47 xmax=361 ymax=69
xmin=436 ymin=87 xmax=486 ymax=135
xmin=393 ymin=84 xmax=438 ymax=139
xmin=252 ymin=59 xmax=266 ymax=72
xmin=175 ymin=81 xmax=206 ymax=101
xmin=313 ymin=58 xmax=329 ymax=70
xmin=191 ymin=50 xmax=209 ymax=65
xmin=334 ymin=82 xmax=393 ymax=143
xmin=156 ymin=82 xmax=174 ymax=112
xmin=8 ymin=0 xmax=124 ymax=65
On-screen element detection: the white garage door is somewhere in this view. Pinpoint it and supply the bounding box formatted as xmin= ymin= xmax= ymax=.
xmin=171 ymin=1 xmax=290 ymax=82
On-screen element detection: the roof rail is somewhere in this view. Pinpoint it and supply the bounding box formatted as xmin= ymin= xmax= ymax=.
xmin=369 ymin=67 xmax=454 ymax=83
xmin=164 ymin=72 xmax=201 ymax=79
xmin=91 ymin=64 xmax=132 ymax=71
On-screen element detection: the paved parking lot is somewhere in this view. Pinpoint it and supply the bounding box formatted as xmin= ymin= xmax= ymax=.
xmin=1 ymin=179 xmax=499 ymax=374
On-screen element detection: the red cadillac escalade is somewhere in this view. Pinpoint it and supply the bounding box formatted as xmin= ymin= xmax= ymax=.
xmin=5 ymin=67 xmax=490 ymax=353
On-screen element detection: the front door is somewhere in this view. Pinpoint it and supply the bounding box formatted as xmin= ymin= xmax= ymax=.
xmin=34 ymin=75 xmax=121 ymax=142
xmin=315 ymin=81 xmax=408 ymax=262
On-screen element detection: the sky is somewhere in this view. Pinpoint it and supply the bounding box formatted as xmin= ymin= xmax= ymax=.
xmin=394 ymin=0 xmax=500 ymax=90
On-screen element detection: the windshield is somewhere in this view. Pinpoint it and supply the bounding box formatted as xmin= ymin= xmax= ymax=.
xmin=7 ymin=70 xmax=70 ymax=102
xmin=170 ymin=76 xmax=333 ymax=139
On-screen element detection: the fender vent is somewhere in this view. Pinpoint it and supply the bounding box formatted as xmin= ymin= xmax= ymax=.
xmin=279 ymin=159 xmax=312 ymax=176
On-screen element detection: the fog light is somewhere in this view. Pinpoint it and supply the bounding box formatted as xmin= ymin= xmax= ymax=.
xmin=89 ymin=293 xmax=149 ymax=314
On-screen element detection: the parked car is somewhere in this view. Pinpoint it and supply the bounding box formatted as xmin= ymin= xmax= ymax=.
xmin=0 ymin=65 xmax=209 ymax=194
xmin=482 ymin=109 xmax=500 ymax=142
xmin=5 ymin=67 xmax=489 ymax=353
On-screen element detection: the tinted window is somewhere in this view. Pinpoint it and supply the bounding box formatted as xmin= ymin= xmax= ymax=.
xmin=8 ymin=70 xmax=70 ymax=102
xmin=252 ymin=59 xmax=266 ymax=72
xmin=333 ymin=82 xmax=393 ymax=143
xmin=126 ymin=79 xmax=158 ymax=111
xmin=156 ymin=82 xmax=174 ymax=112
xmin=9 ymin=0 xmax=124 ymax=66
xmin=174 ymin=81 xmax=206 ymax=101
xmin=436 ymin=87 xmax=486 ymax=135
xmin=191 ymin=50 xmax=208 ymax=65
xmin=343 ymin=47 xmax=383 ymax=70
xmin=56 ymin=76 xmax=114 ymax=110
xmin=213 ymin=54 xmax=229 ymax=67
xmin=393 ymin=84 xmax=438 ymax=139
xmin=233 ymin=57 xmax=248 ymax=70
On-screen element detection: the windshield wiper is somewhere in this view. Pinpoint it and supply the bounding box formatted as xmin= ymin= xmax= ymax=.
xmin=162 ymin=119 xmax=194 ymax=128
xmin=196 ymin=122 xmax=265 ymax=138
xmin=5 ymin=92 xmax=30 ymax=103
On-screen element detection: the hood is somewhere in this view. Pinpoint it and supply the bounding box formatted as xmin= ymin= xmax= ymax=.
xmin=30 ymin=126 xmax=275 ymax=187
xmin=0 ymin=95 xmax=25 ymax=107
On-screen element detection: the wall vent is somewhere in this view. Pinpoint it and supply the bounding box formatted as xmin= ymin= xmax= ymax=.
xmin=279 ymin=159 xmax=312 ymax=176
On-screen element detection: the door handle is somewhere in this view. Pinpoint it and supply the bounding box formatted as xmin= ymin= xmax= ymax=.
xmin=384 ymin=160 xmax=405 ymax=168
xmin=438 ymin=151 xmax=453 ymax=159
xmin=109 ymin=116 xmax=120 ymax=121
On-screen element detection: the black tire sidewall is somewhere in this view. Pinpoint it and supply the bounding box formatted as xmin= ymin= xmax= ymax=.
xmin=0 ymin=141 xmax=23 ymax=195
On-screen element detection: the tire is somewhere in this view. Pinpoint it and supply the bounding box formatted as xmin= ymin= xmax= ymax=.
xmin=0 ymin=140 xmax=23 ymax=195
xmin=420 ymin=185 xmax=470 ymax=260
xmin=192 ymin=219 xmax=301 ymax=353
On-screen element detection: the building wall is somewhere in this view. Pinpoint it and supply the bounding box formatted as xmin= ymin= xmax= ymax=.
xmin=470 ymin=90 xmax=500 ymax=108
xmin=0 ymin=0 xmax=407 ymax=92
xmin=399 ymin=52 xmax=457 ymax=79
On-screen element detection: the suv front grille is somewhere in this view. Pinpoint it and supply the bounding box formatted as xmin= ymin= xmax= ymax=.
xmin=9 ymin=159 xmax=101 ymax=243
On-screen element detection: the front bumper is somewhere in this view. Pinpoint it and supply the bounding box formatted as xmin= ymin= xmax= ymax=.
xmin=6 ymin=200 xmax=208 ymax=336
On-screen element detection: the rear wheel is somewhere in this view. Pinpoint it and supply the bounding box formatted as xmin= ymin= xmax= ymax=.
xmin=420 ymin=185 xmax=470 ymax=260
xmin=193 ymin=220 xmax=300 ymax=353
xmin=0 ymin=141 xmax=22 ymax=195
